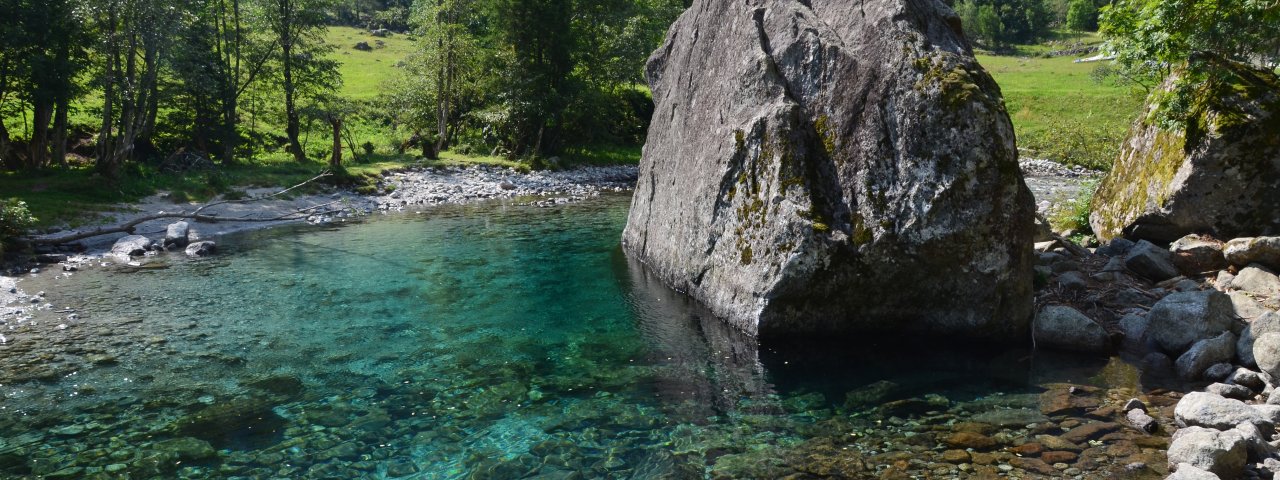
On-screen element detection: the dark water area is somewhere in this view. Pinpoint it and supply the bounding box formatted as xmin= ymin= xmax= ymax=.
xmin=0 ymin=194 xmax=1170 ymax=479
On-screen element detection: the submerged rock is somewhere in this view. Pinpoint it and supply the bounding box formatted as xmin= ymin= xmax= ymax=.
xmin=1090 ymin=57 xmax=1280 ymax=244
xmin=185 ymin=241 xmax=217 ymax=257
xmin=622 ymin=0 xmax=1034 ymax=338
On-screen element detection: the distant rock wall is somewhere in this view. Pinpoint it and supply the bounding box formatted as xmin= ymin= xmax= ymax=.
xmin=621 ymin=0 xmax=1035 ymax=339
xmin=1090 ymin=59 xmax=1280 ymax=244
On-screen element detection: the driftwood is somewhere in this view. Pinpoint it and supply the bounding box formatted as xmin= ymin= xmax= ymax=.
xmin=1036 ymin=213 xmax=1092 ymax=258
xmin=31 ymin=172 xmax=337 ymax=246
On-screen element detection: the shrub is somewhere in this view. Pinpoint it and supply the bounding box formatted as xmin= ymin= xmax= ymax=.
xmin=0 ymin=198 xmax=37 ymax=257
xmin=1048 ymin=179 xmax=1097 ymax=236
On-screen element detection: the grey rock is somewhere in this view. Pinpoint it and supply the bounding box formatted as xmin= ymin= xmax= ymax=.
xmin=1252 ymin=404 xmax=1280 ymax=425
xmin=1102 ymin=256 xmax=1128 ymax=272
xmin=1097 ymin=238 xmax=1135 ymax=257
xmin=1089 ymin=67 xmax=1280 ymax=244
xmin=1119 ymin=313 xmax=1149 ymax=343
xmin=1167 ymin=426 xmax=1247 ymax=478
xmin=1226 ymin=237 xmax=1280 ymax=271
xmin=1205 ymin=363 xmax=1236 ymax=382
xmin=1174 ymin=391 xmax=1273 ymax=432
xmin=1033 ymin=305 xmax=1110 ymax=353
xmin=1124 ymin=398 xmax=1148 ymax=412
xmin=1051 ymin=259 xmax=1081 ymax=273
xmin=1127 ymin=408 xmax=1158 ymax=433
xmin=1206 ymin=382 xmax=1254 ymax=401
xmin=621 ymin=0 xmax=1034 ymax=338
xmin=1152 ymin=289 xmax=1239 ymax=353
xmin=1124 ymin=240 xmax=1180 ymax=282
xmin=1145 ymin=351 xmax=1175 ymax=372
xmin=1115 ymin=287 xmax=1157 ymax=307
xmin=1171 ymin=234 xmax=1229 ymax=275
xmin=1176 ymin=332 xmax=1238 ymax=380
xmin=163 ymin=221 xmax=191 ymax=249
xmin=1231 ymin=265 xmax=1280 ymax=298
xmin=184 ymin=241 xmax=217 ymax=257
xmin=1230 ymin=368 xmax=1267 ymax=392
xmin=1255 ymin=332 xmax=1280 ymax=381
xmin=1216 ymin=271 xmax=1237 ymax=291
xmin=1054 ymin=271 xmax=1088 ymax=293
xmin=1175 ymin=279 xmax=1204 ymax=292
xmin=1229 ymin=291 xmax=1269 ymax=321
xmin=1234 ymin=421 xmax=1279 ymax=463
xmin=110 ymin=235 xmax=152 ymax=257
xmin=1148 ymin=290 xmax=1236 ymax=353
xmin=1238 ymin=312 xmax=1280 ymax=367
xmin=1167 ymin=463 xmax=1221 ymax=480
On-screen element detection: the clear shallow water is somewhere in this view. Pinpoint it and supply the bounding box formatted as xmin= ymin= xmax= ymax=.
xmin=0 ymin=194 xmax=1168 ymax=479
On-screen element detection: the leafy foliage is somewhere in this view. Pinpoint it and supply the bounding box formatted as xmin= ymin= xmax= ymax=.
xmin=1100 ymin=0 xmax=1280 ymax=94
xmin=1066 ymin=0 xmax=1097 ymax=31
xmin=0 ymin=198 xmax=36 ymax=255
xmin=955 ymin=0 xmax=1054 ymax=48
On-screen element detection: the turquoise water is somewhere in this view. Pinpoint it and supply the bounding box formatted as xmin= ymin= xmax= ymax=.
xmin=0 ymin=194 xmax=1164 ymax=479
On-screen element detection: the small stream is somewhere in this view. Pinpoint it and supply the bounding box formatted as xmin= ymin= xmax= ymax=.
xmin=0 ymin=193 xmax=1169 ymax=479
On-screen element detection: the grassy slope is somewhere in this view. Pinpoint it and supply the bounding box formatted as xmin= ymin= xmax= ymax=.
xmin=326 ymin=26 xmax=417 ymax=101
xmin=977 ymin=32 xmax=1145 ymax=170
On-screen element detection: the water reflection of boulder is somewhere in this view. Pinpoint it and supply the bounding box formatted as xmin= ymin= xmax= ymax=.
xmin=615 ymin=251 xmax=774 ymax=419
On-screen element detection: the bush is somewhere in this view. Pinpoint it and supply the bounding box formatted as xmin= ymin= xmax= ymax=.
xmin=1048 ymin=179 xmax=1097 ymax=235
xmin=0 ymin=198 xmax=37 ymax=257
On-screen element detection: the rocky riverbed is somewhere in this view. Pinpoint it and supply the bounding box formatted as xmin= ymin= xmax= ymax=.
xmin=0 ymin=161 xmax=1147 ymax=480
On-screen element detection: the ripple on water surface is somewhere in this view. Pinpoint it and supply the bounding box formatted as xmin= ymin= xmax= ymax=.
xmin=0 ymin=194 xmax=1170 ymax=478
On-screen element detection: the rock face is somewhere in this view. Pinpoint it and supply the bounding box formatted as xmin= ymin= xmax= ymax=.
xmin=621 ymin=0 xmax=1035 ymax=338
xmin=1089 ymin=58 xmax=1280 ymax=244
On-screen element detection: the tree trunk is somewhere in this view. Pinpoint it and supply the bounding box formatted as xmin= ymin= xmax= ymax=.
xmin=96 ymin=13 xmax=118 ymax=178
xmin=28 ymin=101 xmax=52 ymax=169
xmin=0 ymin=121 xmax=12 ymax=170
xmin=329 ymin=116 xmax=342 ymax=169
xmin=52 ymin=96 xmax=69 ymax=168
xmin=280 ymin=1 xmax=305 ymax=162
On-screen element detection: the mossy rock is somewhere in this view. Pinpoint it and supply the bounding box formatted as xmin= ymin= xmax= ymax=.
xmin=1091 ymin=58 xmax=1280 ymax=243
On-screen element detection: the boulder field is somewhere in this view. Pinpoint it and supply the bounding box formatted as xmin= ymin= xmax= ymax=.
xmin=622 ymin=0 xmax=1035 ymax=339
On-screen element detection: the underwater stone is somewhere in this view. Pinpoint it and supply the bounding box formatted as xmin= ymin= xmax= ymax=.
xmin=621 ymin=0 xmax=1034 ymax=339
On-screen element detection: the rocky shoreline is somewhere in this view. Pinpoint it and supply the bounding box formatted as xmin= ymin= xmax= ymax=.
xmin=1034 ymin=232 xmax=1280 ymax=478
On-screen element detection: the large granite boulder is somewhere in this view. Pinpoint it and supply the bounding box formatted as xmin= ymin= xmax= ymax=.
xmin=622 ymin=0 xmax=1034 ymax=338
xmin=1090 ymin=58 xmax=1280 ymax=244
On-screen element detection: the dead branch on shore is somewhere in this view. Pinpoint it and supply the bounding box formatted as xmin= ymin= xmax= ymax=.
xmin=30 ymin=173 xmax=338 ymax=246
